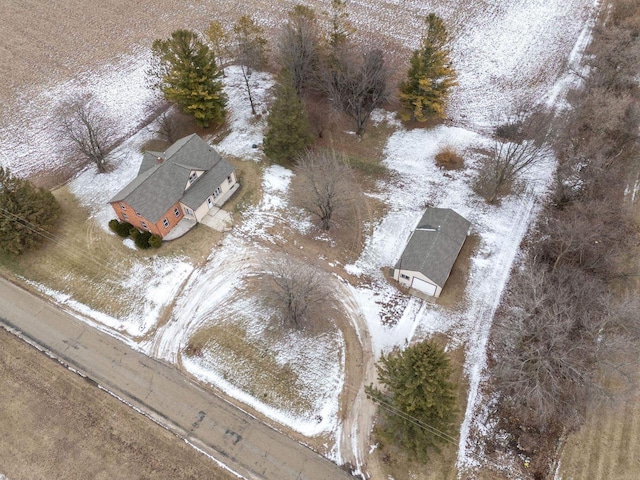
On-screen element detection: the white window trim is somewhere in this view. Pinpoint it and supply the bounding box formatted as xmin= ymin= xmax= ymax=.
xmin=163 ymin=218 xmax=169 ymax=228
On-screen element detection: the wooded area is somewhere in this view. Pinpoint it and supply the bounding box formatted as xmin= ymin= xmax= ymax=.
xmin=487 ymin=1 xmax=640 ymax=477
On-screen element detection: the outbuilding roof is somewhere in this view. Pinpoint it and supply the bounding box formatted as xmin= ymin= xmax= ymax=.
xmin=109 ymin=134 xmax=233 ymax=223
xmin=395 ymin=208 xmax=471 ymax=288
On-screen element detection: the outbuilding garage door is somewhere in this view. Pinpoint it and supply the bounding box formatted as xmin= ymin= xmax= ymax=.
xmin=411 ymin=277 xmax=437 ymax=297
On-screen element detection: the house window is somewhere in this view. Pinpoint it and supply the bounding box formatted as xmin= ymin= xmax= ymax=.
xmin=122 ymin=212 xmax=128 ymax=221
xmin=185 ymin=207 xmax=193 ymax=217
xmin=174 ymin=207 xmax=180 ymax=217
xmin=120 ymin=203 xmax=126 ymax=210
xmin=213 ymin=186 xmax=222 ymax=198
xmin=163 ymin=218 xmax=169 ymax=228
xmin=400 ymin=274 xmax=410 ymax=281
xmin=188 ymin=171 xmax=198 ymax=186
xmin=227 ymin=174 xmax=233 ymax=185
xmin=141 ymin=221 xmax=148 ymax=229
xmin=135 ymin=211 xmax=141 ymax=217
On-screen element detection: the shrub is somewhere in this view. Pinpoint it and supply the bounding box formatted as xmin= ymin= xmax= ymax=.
xmin=149 ymin=234 xmax=162 ymax=249
xmin=129 ymin=227 xmax=140 ymax=240
xmin=114 ymin=221 xmax=132 ymax=237
xmin=435 ymin=147 xmax=464 ymax=170
xmin=108 ymin=219 xmax=120 ymax=233
xmin=135 ymin=230 xmax=152 ymax=249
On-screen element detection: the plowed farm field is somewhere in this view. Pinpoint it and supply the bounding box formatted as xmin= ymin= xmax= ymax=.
xmin=558 ymin=391 xmax=640 ymax=480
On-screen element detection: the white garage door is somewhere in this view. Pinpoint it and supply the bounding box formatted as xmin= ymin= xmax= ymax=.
xmin=411 ymin=277 xmax=437 ymax=297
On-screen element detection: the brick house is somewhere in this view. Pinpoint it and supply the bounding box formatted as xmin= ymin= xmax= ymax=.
xmin=109 ymin=134 xmax=238 ymax=238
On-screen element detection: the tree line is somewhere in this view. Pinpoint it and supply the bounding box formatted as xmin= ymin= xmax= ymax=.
xmin=487 ymin=1 xmax=640 ymax=476
xmin=148 ymin=2 xmax=456 ymax=159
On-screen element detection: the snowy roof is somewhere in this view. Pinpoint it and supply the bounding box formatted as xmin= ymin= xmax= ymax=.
xmin=109 ymin=134 xmax=234 ymax=223
xmin=395 ymin=208 xmax=471 ymax=287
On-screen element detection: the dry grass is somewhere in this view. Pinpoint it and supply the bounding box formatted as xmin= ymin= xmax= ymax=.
xmin=223 ymin=157 xmax=264 ymax=214
xmin=437 ymin=234 xmax=480 ymax=309
xmin=185 ymin=317 xmax=315 ymax=417
xmin=0 ymin=186 xmax=218 ymax=326
xmin=558 ymin=389 xmax=640 ymax=480
xmin=187 ymin=321 xmax=311 ymax=413
xmin=435 ymin=147 xmax=465 ymax=170
xmin=0 ymin=328 xmax=234 ymax=480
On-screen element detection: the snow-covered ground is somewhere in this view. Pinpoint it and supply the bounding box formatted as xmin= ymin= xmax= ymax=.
xmin=0 ymin=48 xmax=156 ymax=178
xmin=0 ymin=0 xmax=600 ymax=475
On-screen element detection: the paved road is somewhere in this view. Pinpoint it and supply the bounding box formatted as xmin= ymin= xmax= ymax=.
xmin=0 ymin=276 xmax=352 ymax=480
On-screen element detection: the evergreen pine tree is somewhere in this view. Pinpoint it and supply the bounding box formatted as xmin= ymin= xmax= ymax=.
xmin=151 ymin=30 xmax=227 ymax=127
xmin=399 ymin=13 xmax=457 ymax=122
xmin=0 ymin=167 xmax=61 ymax=255
xmin=263 ymin=73 xmax=314 ymax=165
xmin=366 ymin=340 xmax=457 ymax=462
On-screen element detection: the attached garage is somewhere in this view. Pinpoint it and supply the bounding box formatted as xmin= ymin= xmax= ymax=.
xmin=393 ymin=208 xmax=471 ymax=299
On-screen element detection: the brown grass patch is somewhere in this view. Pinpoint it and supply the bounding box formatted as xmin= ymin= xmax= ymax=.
xmin=437 ymin=234 xmax=480 ymax=309
xmin=186 ymin=320 xmax=314 ymax=416
xmin=0 ymin=186 xmax=218 ymax=330
xmin=223 ymin=157 xmax=264 ymax=214
xmin=435 ymin=147 xmax=465 ymax=171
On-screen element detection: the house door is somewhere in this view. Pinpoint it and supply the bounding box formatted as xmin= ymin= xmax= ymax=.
xmin=207 ymin=197 xmax=213 ymax=209
xmin=411 ymin=277 xmax=437 ymax=297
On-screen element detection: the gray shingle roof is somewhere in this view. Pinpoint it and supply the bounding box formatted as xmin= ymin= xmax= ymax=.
xmin=109 ymin=134 xmax=234 ymax=223
xmin=395 ymin=208 xmax=471 ymax=287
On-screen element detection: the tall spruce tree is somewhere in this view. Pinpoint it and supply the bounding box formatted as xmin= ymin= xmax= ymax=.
xmin=0 ymin=167 xmax=61 ymax=255
xmin=399 ymin=13 xmax=457 ymax=122
xmin=151 ymin=30 xmax=227 ymax=128
xmin=263 ymin=73 xmax=314 ymax=164
xmin=366 ymin=340 xmax=457 ymax=462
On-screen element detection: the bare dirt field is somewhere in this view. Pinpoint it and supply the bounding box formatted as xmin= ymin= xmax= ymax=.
xmin=558 ymin=390 xmax=640 ymax=480
xmin=0 ymin=328 xmax=234 ymax=480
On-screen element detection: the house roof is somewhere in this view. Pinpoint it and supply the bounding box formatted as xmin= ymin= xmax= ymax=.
xmin=109 ymin=134 xmax=234 ymax=223
xmin=395 ymin=208 xmax=471 ymax=288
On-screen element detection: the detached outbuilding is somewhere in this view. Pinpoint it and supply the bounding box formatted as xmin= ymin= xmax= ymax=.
xmin=393 ymin=208 xmax=471 ymax=298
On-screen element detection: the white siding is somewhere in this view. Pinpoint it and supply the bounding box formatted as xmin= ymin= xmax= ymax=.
xmin=393 ymin=268 xmax=443 ymax=298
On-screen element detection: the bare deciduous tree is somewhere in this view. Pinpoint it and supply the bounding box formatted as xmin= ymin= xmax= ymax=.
xmin=476 ymin=106 xmax=551 ymax=203
xmin=262 ymin=256 xmax=327 ymax=328
xmin=206 ymin=20 xmax=231 ymax=76
xmin=153 ymin=110 xmax=180 ymax=144
xmin=322 ymin=46 xmax=391 ymax=136
xmin=535 ymin=199 xmax=633 ymax=274
xmin=233 ymin=15 xmax=268 ymax=115
xmin=491 ymin=258 xmax=640 ymax=435
xmin=60 ymin=99 xmax=116 ymax=173
xmin=277 ymin=5 xmax=322 ymax=96
xmin=295 ymin=149 xmax=352 ymax=231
